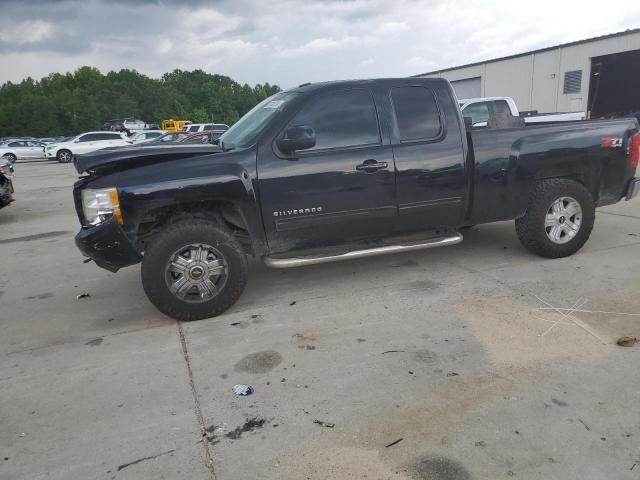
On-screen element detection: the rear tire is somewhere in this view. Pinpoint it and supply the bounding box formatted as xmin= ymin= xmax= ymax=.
xmin=515 ymin=179 xmax=595 ymax=258
xmin=3 ymin=153 xmax=16 ymax=164
xmin=56 ymin=149 xmax=72 ymax=163
xmin=141 ymin=219 xmax=248 ymax=321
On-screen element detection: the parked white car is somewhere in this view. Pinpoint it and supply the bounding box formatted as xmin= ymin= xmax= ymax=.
xmin=183 ymin=123 xmax=229 ymax=133
xmin=0 ymin=140 xmax=47 ymax=163
xmin=459 ymin=96 xmax=586 ymax=127
xmin=129 ymin=130 xmax=166 ymax=143
xmin=45 ymin=132 xmax=132 ymax=163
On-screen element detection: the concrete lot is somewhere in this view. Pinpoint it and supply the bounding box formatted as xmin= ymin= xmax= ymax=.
xmin=1 ymin=160 xmax=639 ymax=480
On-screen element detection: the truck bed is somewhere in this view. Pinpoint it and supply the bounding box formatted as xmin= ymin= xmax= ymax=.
xmin=467 ymin=118 xmax=638 ymax=224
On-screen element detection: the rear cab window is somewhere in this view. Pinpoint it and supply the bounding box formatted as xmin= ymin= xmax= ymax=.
xmin=390 ymin=86 xmax=443 ymax=141
xmin=491 ymin=100 xmax=512 ymax=117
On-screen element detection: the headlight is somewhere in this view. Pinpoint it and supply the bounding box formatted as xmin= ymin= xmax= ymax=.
xmin=81 ymin=187 xmax=122 ymax=226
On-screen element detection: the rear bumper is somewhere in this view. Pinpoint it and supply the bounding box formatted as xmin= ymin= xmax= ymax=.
xmin=75 ymin=217 xmax=142 ymax=272
xmin=626 ymin=177 xmax=640 ymax=201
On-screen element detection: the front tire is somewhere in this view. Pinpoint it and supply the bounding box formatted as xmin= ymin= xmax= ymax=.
xmin=141 ymin=219 xmax=248 ymax=321
xmin=515 ymin=179 xmax=595 ymax=258
xmin=3 ymin=154 xmax=16 ymax=164
xmin=56 ymin=149 xmax=72 ymax=163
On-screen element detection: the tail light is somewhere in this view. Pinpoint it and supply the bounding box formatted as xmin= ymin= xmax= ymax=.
xmin=631 ymin=131 xmax=640 ymax=169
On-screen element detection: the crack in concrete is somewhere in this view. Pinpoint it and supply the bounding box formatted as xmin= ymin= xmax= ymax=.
xmin=599 ymin=210 xmax=640 ymax=220
xmin=117 ymin=448 xmax=176 ymax=472
xmin=5 ymin=323 xmax=169 ymax=356
xmin=177 ymin=320 xmax=216 ymax=480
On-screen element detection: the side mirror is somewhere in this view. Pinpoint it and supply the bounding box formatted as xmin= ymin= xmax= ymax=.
xmin=276 ymin=126 xmax=316 ymax=154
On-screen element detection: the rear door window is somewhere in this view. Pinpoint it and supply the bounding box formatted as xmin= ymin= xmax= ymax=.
xmin=286 ymin=88 xmax=380 ymax=151
xmin=390 ymin=86 xmax=442 ymax=141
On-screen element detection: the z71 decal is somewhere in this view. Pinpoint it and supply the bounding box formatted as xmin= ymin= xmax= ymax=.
xmin=600 ymin=138 xmax=623 ymax=148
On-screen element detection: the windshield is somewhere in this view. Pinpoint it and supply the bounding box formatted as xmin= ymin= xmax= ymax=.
xmin=219 ymin=91 xmax=299 ymax=149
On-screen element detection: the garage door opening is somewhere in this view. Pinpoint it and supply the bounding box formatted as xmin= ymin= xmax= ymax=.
xmin=588 ymin=49 xmax=640 ymax=117
xmin=450 ymin=77 xmax=481 ymax=99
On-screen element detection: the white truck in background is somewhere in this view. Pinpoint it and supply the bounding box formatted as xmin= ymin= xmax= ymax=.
xmin=459 ymin=96 xmax=586 ymax=128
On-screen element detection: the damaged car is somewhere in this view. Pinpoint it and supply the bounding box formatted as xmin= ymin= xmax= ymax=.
xmin=72 ymin=78 xmax=640 ymax=320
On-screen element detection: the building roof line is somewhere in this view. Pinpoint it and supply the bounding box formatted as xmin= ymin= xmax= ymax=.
xmin=412 ymin=27 xmax=640 ymax=77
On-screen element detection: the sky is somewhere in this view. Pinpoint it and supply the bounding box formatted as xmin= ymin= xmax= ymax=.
xmin=1 ymin=0 xmax=639 ymax=89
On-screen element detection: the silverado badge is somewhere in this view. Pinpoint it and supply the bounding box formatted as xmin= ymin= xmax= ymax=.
xmin=273 ymin=207 xmax=323 ymax=217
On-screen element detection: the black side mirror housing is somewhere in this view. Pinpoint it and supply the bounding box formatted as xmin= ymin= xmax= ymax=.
xmin=277 ymin=126 xmax=316 ymax=154
xmin=463 ymin=116 xmax=473 ymax=130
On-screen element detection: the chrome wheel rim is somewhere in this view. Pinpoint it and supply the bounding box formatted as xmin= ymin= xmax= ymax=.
xmin=164 ymin=243 xmax=228 ymax=303
xmin=545 ymin=196 xmax=582 ymax=244
xmin=4 ymin=154 xmax=16 ymax=163
xmin=59 ymin=151 xmax=71 ymax=162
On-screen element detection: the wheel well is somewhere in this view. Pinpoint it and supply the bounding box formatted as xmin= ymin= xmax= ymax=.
xmin=535 ymin=172 xmax=599 ymax=203
xmin=135 ymin=201 xmax=253 ymax=254
xmin=562 ymin=174 xmax=598 ymax=202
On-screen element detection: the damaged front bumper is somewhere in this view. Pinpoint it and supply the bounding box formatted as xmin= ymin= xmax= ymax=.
xmin=0 ymin=192 xmax=13 ymax=208
xmin=0 ymin=178 xmax=14 ymax=208
xmin=75 ymin=217 xmax=142 ymax=272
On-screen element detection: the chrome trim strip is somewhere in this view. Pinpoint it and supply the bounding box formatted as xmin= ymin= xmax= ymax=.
xmin=263 ymin=233 xmax=463 ymax=268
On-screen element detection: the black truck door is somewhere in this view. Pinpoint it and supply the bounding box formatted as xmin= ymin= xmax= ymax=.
xmin=257 ymin=88 xmax=396 ymax=254
xmin=389 ymin=84 xmax=468 ymax=233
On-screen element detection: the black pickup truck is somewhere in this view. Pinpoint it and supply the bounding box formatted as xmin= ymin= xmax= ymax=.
xmin=73 ymin=78 xmax=640 ymax=320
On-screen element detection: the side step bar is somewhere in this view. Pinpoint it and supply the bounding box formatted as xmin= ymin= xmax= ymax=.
xmin=263 ymin=233 xmax=463 ymax=268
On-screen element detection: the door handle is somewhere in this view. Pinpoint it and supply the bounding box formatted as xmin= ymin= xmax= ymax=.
xmin=356 ymin=159 xmax=388 ymax=173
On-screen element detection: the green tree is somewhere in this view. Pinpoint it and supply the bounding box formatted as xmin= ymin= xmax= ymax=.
xmin=0 ymin=67 xmax=281 ymax=137
xmin=191 ymin=106 xmax=209 ymax=123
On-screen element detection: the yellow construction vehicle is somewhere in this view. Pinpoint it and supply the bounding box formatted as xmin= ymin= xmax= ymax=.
xmin=162 ymin=119 xmax=192 ymax=133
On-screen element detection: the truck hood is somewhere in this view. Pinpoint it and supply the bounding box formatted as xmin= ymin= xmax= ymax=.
xmin=74 ymin=144 xmax=222 ymax=175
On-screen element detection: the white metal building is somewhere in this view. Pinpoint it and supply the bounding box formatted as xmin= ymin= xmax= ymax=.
xmin=415 ymin=28 xmax=640 ymax=117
